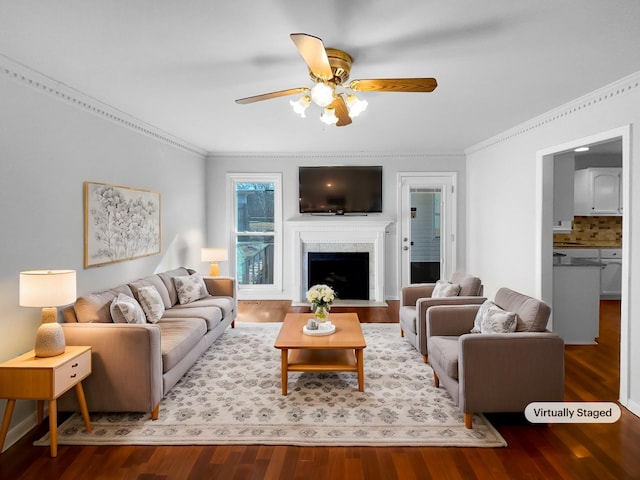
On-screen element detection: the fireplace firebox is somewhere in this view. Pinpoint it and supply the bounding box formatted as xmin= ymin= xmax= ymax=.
xmin=307 ymin=252 xmax=369 ymax=300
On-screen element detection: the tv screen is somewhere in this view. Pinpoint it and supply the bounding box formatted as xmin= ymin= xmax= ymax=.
xmin=299 ymin=166 xmax=383 ymax=214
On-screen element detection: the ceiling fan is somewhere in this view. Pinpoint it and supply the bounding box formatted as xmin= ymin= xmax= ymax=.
xmin=235 ymin=33 xmax=438 ymax=126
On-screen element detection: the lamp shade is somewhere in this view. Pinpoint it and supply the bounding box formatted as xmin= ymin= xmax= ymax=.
xmin=19 ymin=270 xmax=77 ymax=307
xmin=201 ymin=248 xmax=228 ymax=263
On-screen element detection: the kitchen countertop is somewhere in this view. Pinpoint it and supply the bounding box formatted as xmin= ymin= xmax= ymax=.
xmin=553 ymin=242 xmax=621 ymax=249
xmin=553 ymin=256 xmax=604 ymax=267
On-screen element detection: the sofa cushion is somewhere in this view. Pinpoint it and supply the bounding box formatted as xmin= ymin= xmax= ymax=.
xmin=157 ymin=318 xmax=207 ymax=372
xmin=157 ymin=267 xmax=192 ymax=306
xmin=129 ymin=275 xmax=172 ymax=309
xmin=173 ymin=274 xmax=209 ymax=305
xmin=162 ymin=305 xmax=223 ymax=330
xmin=137 ymin=285 xmax=165 ymax=323
xmin=174 ymin=296 xmax=235 ymax=318
xmin=74 ymin=285 xmax=134 ymax=323
xmin=110 ymin=293 xmax=146 ymax=324
xmin=427 ymin=336 xmax=459 ymax=380
xmin=432 ymin=280 xmax=461 ymax=298
xmin=494 ymin=287 xmax=551 ymax=332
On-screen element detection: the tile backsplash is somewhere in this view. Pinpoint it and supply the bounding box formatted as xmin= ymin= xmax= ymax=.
xmin=554 ymin=216 xmax=622 ymax=245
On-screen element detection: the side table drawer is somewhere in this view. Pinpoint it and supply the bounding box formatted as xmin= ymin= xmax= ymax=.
xmin=54 ymin=349 xmax=91 ymax=396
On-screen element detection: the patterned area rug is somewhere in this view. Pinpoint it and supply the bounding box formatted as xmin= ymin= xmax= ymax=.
xmin=37 ymin=322 xmax=506 ymax=447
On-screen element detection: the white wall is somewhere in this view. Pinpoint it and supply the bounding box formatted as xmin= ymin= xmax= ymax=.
xmin=465 ymin=72 xmax=640 ymax=416
xmin=205 ymin=153 xmax=467 ymax=300
xmin=0 ymin=68 xmax=208 ymax=449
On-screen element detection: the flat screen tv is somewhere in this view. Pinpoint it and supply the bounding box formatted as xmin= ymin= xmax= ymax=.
xmin=299 ymin=166 xmax=383 ymax=214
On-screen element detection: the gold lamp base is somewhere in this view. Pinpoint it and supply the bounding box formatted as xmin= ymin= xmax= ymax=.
xmin=209 ymin=262 xmax=220 ymax=277
xmin=35 ymin=307 xmax=65 ymax=358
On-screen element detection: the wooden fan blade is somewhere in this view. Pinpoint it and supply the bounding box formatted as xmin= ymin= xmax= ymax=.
xmin=290 ymin=33 xmax=333 ymax=81
xmin=235 ymin=87 xmax=309 ymax=104
xmin=331 ymin=96 xmax=352 ymax=127
xmin=349 ymin=78 xmax=438 ymax=93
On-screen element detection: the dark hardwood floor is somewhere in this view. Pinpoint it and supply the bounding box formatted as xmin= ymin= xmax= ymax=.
xmin=1 ymin=300 xmax=639 ymax=479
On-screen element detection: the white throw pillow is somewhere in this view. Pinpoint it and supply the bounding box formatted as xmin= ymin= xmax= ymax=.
xmin=480 ymin=305 xmax=517 ymax=333
xmin=432 ymin=280 xmax=461 ymax=298
xmin=137 ymin=285 xmax=165 ymax=323
xmin=471 ymin=299 xmax=494 ymax=333
xmin=110 ymin=293 xmax=146 ymax=324
xmin=173 ymin=274 xmax=209 ymax=305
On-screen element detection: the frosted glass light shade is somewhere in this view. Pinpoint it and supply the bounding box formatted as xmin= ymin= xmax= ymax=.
xmin=320 ymin=107 xmax=339 ymax=125
xmin=290 ymin=95 xmax=311 ymax=117
xmin=310 ymin=82 xmax=335 ymax=107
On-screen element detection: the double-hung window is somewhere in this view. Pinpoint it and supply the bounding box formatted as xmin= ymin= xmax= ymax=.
xmin=227 ymin=173 xmax=282 ymax=297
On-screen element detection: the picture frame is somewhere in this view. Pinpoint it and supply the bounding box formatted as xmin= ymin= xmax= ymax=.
xmin=84 ymin=181 xmax=161 ymax=268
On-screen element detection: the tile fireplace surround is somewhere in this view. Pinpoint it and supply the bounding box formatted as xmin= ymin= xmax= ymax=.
xmin=287 ymin=219 xmax=392 ymax=304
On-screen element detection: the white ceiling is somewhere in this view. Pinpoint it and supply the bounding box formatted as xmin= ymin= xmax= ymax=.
xmin=2 ymin=0 xmax=640 ymax=154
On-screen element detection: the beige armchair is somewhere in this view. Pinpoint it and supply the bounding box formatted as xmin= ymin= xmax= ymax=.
xmin=427 ymin=287 xmax=565 ymax=428
xmin=399 ymin=272 xmax=486 ymax=362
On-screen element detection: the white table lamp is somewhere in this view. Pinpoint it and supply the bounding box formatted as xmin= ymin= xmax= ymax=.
xmin=19 ymin=270 xmax=76 ymax=357
xmin=201 ymin=248 xmax=228 ymax=276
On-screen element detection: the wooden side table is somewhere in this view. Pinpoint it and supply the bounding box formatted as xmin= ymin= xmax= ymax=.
xmin=0 ymin=345 xmax=92 ymax=457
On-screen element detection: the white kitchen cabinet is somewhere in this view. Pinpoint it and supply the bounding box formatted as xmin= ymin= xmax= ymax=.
xmin=553 ymin=153 xmax=575 ymax=229
xmin=574 ymin=168 xmax=622 ymax=215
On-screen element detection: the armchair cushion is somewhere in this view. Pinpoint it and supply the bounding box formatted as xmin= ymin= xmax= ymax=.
xmin=494 ymin=287 xmax=551 ymax=332
xmin=427 ymin=336 xmax=459 ymax=380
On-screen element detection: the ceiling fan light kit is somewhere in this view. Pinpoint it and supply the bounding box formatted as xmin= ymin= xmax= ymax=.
xmin=235 ymin=33 xmax=438 ymax=127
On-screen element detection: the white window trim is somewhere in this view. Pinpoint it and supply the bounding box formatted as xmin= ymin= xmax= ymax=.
xmin=226 ymin=172 xmax=283 ymax=299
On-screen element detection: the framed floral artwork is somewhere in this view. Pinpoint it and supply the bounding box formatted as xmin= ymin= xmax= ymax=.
xmin=84 ymin=181 xmax=161 ymax=268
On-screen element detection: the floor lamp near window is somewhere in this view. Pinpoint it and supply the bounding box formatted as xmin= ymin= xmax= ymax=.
xmin=201 ymin=248 xmax=228 ymax=276
xmin=19 ymin=270 xmax=76 ymax=357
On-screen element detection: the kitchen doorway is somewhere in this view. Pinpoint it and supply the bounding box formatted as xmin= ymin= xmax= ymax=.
xmin=537 ymin=125 xmax=630 ymax=407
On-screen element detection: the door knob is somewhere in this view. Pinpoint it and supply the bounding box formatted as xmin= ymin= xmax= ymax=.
xmin=403 ymin=246 xmax=409 ymax=251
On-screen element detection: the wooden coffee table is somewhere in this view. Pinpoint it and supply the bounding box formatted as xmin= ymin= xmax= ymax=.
xmin=274 ymin=313 xmax=366 ymax=395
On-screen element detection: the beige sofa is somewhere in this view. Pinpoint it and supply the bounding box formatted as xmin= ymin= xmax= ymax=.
xmin=427 ymin=287 xmax=565 ymax=428
xmin=58 ymin=267 xmax=236 ymax=419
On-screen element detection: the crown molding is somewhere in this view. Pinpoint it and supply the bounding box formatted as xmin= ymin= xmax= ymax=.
xmin=0 ymin=54 xmax=207 ymax=157
xmin=207 ymin=151 xmax=464 ymax=160
xmin=465 ymin=70 xmax=640 ymax=155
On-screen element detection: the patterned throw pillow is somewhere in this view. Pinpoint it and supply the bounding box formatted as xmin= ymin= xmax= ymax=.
xmin=110 ymin=293 xmax=146 ymax=324
xmin=173 ymin=274 xmax=209 ymax=305
xmin=136 ymin=285 xmax=165 ymax=323
xmin=480 ymin=305 xmax=517 ymax=333
xmin=432 ymin=280 xmax=461 ymax=298
xmin=471 ymin=299 xmax=494 ymax=333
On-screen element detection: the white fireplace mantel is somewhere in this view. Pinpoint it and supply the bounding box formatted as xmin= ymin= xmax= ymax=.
xmin=287 ymin=219 xmax=393 ymax=303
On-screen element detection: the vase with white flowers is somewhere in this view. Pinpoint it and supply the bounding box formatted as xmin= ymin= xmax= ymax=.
xmin=306 ymin=284 xmax=336 ymax=323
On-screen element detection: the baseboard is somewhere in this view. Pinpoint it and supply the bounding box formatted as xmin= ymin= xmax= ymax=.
xmin=623 ymin=398 xmax=640 ymax=419
xmin=1 ymin=408 xmax=39 ymax=453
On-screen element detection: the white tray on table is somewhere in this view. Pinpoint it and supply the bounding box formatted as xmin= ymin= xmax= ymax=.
xmin=303 ymin=321 xmax=336 ymax=336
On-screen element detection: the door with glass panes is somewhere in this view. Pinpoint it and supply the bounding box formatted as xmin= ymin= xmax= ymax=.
xmin=229 ymin=174 xmax=282 ymax=296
